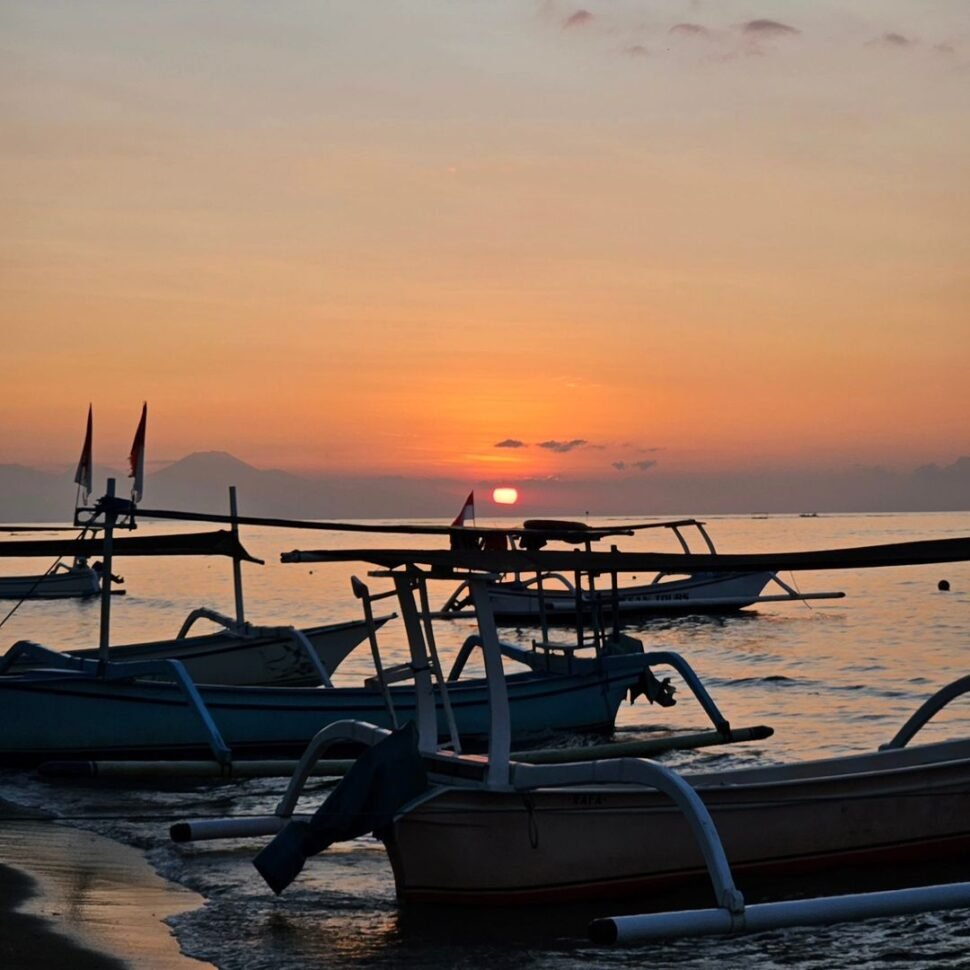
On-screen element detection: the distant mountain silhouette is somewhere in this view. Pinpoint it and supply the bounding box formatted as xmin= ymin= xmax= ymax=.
xmin=150 ymin=451 xmax=310 ymax=513
xmin=0 ymin=464 xmax=78 ymax=523
xmin=1 ymin=452 xmax=967 ymax=522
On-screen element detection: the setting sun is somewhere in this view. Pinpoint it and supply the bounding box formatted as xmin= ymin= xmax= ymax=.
xmin=492 ymin=487 xmax=519 ymax=505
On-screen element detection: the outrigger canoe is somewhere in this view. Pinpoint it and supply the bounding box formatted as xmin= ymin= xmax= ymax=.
xmin=0 ymin=641 xmax=660 ymax=766
xmin=0 ymin=560 xmax=101 ymax=600
xmin=58 ymin=613 xmax=391 ymax=688
xmin=439 ymin=519 xmax=845 ymax=623
xmin=177 ymin=537 xmax=970 ymax=945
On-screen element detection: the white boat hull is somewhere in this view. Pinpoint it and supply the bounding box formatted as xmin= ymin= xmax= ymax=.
xmin=66 ymin=616 xmax=387 ymax=687
xmin=485 ymin=571 xmax=779 ymax=621
xmin=0 ymin=565 xmax=100 ymax=600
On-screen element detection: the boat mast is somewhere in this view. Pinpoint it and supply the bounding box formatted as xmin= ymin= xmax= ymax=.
xmin=97 ymin=477 xmax=117 ymax=662
xmin=229 ymin=486 xmax=246 ymax=624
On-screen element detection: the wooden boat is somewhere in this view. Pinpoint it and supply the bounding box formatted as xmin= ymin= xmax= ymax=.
xmin=24 ymin=612 xmax=391 ymax=688
xmin=386 ymin=733 xmax=970 ymax=904
xmin=0 ymin=558 xmax=101 ymax=599
xmin=0 ymin=636 xmax=660 ymax=766
xmin=440 ymin=518 xmax=844 ymax=623
xmin=178 ymin=536 xmax=970 ymax=943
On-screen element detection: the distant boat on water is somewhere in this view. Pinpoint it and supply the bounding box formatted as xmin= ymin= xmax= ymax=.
xmin=0 ymin=559 xmax=101 ymax=600
xmin=439 ymin=517 xmax=844 ymax=623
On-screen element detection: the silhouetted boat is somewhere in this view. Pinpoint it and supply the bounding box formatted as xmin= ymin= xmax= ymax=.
xmin=0 ymin=559 xmax=101 ymax=600
xmin=439 ymin=518 xmax=844 ymax=623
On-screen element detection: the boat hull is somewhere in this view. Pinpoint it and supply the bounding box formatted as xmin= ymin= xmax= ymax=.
xmin=66 ymin=617 xmax=385 ymax=686
xmin=0 ymin=567 xmax=100 ymax=600
xmin=485 ymin=571 xmax=777 ymax=623
xmin=385 ymin=739 xmax=970 ymax=904
xmin=0 ymin=662 xmax=635 ymax=766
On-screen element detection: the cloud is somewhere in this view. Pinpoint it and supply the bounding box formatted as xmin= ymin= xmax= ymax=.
xmin=934 ymin=42 xmax=956 ymax=55
xmin=538 ymin=439 xmax=588 ymax=453
xmin=613 ymin=458 xmax=658 ymax=473
xmin=881 ymin=32 xmax=914 ymax=47
xmin=494 ymin=439 xmax=526 ymax=449
xmin=564 ymin=9 xmax=593 ymax=29
xmin=670 ymin=23 xmax=711 ymax=38
xmin=740 ymin=19 xmax=799 ymax=37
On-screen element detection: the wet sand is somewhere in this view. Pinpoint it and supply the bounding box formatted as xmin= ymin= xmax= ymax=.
xmin=0 ymin=800 xmax=211 ymax=969
xmin=0 ymin=862 xmax=126 ymax=970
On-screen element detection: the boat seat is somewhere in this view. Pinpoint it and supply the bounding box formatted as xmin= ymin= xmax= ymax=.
xmin=364 ymin=661 xmax=427 ymax=688
xmin=531 ymin=639 xmax=584 ymax=653
xmin=422 ymin=750 xmax=490 ymax=784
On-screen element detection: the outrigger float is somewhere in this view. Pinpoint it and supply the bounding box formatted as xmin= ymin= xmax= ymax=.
xmin=171 ymin=534 xmax=970 ymax=943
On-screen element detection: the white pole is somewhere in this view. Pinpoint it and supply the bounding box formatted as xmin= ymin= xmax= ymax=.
xmin=394 ymin=573 xmax=437 ymax=752
xmin=591 ymin=881 xmax=970 ymax=944
xmin=468 ymin=576 xmax=511 ymax=786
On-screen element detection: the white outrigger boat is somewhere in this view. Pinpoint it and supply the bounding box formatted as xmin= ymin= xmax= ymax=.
xmin=0 ymin=558 xmax=102 ymax=600
xmin=440 ymin=518 xmax=845 ymax=623
xmin=173 ymin=534 xmax=970 ymax=944
xmin=48 ymin=611 xmax=389 ymax=688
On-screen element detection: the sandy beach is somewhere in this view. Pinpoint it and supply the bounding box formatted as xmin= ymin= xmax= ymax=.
xmin=0 ymin=800 xmax=211 ymax=969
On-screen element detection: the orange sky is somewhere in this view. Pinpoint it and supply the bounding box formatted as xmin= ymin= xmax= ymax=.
xmin=2 ymin=2 xmax=968 ymax=491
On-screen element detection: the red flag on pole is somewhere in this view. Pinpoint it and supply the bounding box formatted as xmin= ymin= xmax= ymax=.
xmin=451 ymin=491 xmax=475 ymax=527
xmin=129 ymin=402 xmax=147 ymax=502
xmin=74 ymin=404 xmax=93 ymax=502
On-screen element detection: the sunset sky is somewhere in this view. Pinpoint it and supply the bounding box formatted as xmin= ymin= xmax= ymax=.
xmin=3 ymin=2 xmax=968 ymax=505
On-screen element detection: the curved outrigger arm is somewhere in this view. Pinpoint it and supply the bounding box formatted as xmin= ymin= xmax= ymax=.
xmin=0 ymin=641 xmax=231 ymax=765
xmin=881 ymin=674 xmax=970 ymax=750
xmin=511 ymin=757 xmax=744 ymax=916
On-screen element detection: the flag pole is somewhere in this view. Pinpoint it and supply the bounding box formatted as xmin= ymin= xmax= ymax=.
xmin=98 ymin=478 xmax=117 ymax=663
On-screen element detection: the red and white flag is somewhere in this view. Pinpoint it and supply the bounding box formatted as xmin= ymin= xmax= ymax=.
xmin=128 ymin=402 xmax=147 ymax=502
xmin=74 ymin=404 xmax=93 ymax=503
xmin=451 ymin=491 xmax=475 ymax=527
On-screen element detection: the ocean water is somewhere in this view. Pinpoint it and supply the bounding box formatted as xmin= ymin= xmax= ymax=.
xmin=1 ymin=511 xmax=968 ymax=969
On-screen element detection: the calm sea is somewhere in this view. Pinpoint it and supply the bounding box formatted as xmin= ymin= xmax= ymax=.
xmin=1 ymin=511 xmax=968 ymax=969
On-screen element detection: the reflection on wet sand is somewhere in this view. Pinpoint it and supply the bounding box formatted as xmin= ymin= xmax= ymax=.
xmin=0 ymin=808 xmax=209 ymax=970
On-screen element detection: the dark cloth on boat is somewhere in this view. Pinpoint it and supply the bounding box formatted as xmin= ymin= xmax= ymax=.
xmin=254 ymin=723 xmax=428 ymax=895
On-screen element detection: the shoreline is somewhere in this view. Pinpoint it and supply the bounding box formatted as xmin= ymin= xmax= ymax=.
xmin=0 ymin=799 xmax=212 ymax=969
xmin=0 ymin=861 xmax=127 ymax=970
